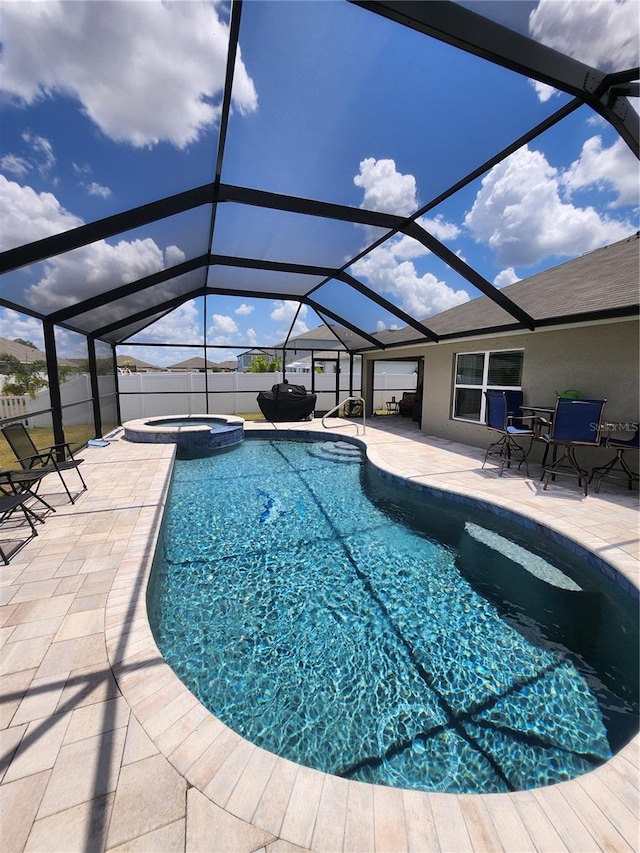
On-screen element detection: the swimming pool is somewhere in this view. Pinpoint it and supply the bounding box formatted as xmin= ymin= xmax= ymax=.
xmin=148 ymin=437 xmax=639 ymax=794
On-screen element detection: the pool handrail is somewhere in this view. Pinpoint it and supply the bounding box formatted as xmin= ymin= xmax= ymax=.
xmin=322 ymin=397 xmax=366 ymax=436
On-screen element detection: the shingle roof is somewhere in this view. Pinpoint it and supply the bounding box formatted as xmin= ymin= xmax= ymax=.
xmin=0 ymin=337 xmax=47 ymax=363
xmin=0 ymin=336 xmax=76 ymax=367
xmin=376 ymin=233 xmax=640 ymax=347
xmin=166 ymin=357 xmax=218 ymax=370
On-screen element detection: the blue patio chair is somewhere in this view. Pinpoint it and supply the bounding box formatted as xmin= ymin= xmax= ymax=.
xmin=590 ymin=426 xmax=639 ymax=493
xmin=541 ymin=398 xmax=607 ymax=496
xmin=482 ymin=390 xmax=534 ymax=477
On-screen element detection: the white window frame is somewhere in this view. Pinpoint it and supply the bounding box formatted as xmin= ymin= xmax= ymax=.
xmin=452 ymin=348 xmax=524 ymax=423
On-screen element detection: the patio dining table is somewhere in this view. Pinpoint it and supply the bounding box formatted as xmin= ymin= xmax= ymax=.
xmin=520 ymin=404 xmax=556 ymax=437
xmin=520 ymin=405 xmax=558 ymax=475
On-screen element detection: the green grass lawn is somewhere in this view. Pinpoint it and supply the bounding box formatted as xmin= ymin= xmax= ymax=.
xmin=0 ymin=424 xmax=94 ymax=471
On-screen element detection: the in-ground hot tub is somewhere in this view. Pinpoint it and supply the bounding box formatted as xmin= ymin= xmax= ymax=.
xmin=123 ymin=415 xmax=244 ymax=455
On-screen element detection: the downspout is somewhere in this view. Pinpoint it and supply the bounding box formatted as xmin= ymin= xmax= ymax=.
xmin=112 ymin=345 xmax=122 ymax=427
xmin=43 ymin=320 xmax=65 ymax=454
xmin=87 ymin=336 xmax=102 ymax=438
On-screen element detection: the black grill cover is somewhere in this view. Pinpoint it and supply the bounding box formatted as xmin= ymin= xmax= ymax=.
xmin=257 ymin=382 xmax=317 ymax=422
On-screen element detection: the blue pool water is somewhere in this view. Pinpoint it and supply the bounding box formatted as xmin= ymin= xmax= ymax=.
xmin=145 ymin=417 xmax=229 ymax=430
xmin=148 ymin=438 xmax=639 ymax=794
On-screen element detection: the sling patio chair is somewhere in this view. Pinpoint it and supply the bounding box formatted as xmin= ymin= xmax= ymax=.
xmin=482 ymin=390 xmax=535 ymax=477
xmin=0 ymin=492 xmax=39 ymax=564
xmin=590 ymin=425 xmax=639 ymax=493
xmin=1 ymin=422 xmax=87 ymax=504
xmin=541 ymin=398 xmax=607 ymax=496
xmin=0 ymin=468 xmax=57 ymax=522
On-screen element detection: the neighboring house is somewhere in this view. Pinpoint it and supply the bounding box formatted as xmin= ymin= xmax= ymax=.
xmin=237 ymin=326 xmax=357 ymax=372
xmin=279 ymin=324 xmax=348 ymax=352
xmin=0 ymin=337 xmax=47 ymax=364
xmin=165 ymin=357 xmax=219 ymax=373
xmin=0 ymin=336 xmax=77 ymax=393
xmin=362 ymin=233 xmax=640 ymax=464
xmin=278 ymin=326 xmax=349 ymax=373
xmin=217 ymin=360 xmax=238 ymax=372
xmin=116 ymin=355 xmax=162 ymax=373
xmin=236 ymin=348 xmax=278 ymax=372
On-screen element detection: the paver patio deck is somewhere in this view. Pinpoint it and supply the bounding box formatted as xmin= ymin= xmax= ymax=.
xmin=1 ymin=416 xmax=638 ymax=852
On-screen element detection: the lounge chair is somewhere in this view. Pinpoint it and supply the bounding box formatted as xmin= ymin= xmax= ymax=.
xmin=0 ymin=493 xmax=39 ymax=564
xmin=398 ymin=392 xmax=417 ymax=417
xmin=1 ymin=423 xmax=87 ymax=504
xmin=0 ymin=468 xmax=57 ymax=521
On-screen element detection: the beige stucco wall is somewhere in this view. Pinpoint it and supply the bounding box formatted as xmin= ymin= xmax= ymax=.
xmin=364 ymin=318 xmax=639 ymax=468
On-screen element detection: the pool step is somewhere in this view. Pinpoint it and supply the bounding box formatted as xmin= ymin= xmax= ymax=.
xmin=308 ymin=440 xmax=362 ymax=464
xmin=457 ymin=522 xmax=601 ymax=652
xmin=464 ymin=523 xmax=582 ymax=590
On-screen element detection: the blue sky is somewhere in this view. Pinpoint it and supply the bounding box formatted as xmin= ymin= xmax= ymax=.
xmin=0 ymin=0 xmax=638 ymax=366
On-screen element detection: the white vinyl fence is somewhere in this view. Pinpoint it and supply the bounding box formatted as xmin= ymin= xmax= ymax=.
xmin=2 ymin=371 xmax=417 ymax=427
xmin=117 ymin=371 xmax=416 ymax=420
xmin=0 ymin=396 xmax=30 ymax=422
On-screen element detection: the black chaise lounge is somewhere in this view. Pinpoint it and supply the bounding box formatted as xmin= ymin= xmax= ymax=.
xmin=1 ymin=423 xmax=88 ymax=504
xmin=0 ymin=468 xmax=57 ymax=521
xmin=0 ymin=493 xmax=39 ymax=564
xmin=257 ymin=382 xmax=317 ymax=422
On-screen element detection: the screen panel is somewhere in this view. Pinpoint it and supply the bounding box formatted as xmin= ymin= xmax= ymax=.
xmin=222 ymin=0 xmax=570 ymax=210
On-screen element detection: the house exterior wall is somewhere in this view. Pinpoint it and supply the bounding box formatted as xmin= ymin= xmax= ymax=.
xmin=363 ymin=318 xmax=639 ymax=467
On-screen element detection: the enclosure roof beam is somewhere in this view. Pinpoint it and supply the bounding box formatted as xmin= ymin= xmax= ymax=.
xmin=217 ymin=184 xmax=406 ymax=229
xmin=305 ymin=297 xmax=384 ymax=348
xmin=48 ymin=255 xmax=211 ymax=324
xmin=0 ymin=186 xmax=216 ymax=275
xmin=0 ymin=183 xmax=405 ymax=277
xmin=91 ymin=289 xmax=205 ymax=341
xmin=352 ymin=0 xmax=638 ymax=155
xmin=403 ymin=221 xmax=536 ymax=329
xmin=336 ymin=271 xmax=439 ymax=342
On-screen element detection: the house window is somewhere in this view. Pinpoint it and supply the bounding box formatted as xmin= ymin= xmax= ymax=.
xmin=453 ymin=349 xmax=524 ymax=422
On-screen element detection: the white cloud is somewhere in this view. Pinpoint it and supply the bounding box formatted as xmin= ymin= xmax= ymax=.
xmin=419 ymin=214 xmax=461 ymax=242
xmin=245 ymin=327 xmax=258 ymax=346
xmin=22 ymin=132 xmax=55 ymax=175
xmin=494 ymin=268 xmax=520 ymax=288
xmin=0 ymin=308 xmax=45 ymax=351
xmin=27 ymin=238 xmax=174 ymax=310
xmin=1 ymin=177 xmax=187 ymax=310
xmin=354 ymin=158 xmax=418 ymax=215
xmin=87 ymin=182 xmax=112 ymax=199
xmin=351 ymin=159 xmax=468 ymax=318
xmin=527 ymin=1 xmax=639 ymax=103
xmin=235 ymin=303 xmax=255 ymax=316
xmin=529 ymin=80 xmax=557 ymax=102
xmin=128 ymin=301 xmax=202 ymax=347
xmin=269 ymin=301 xmax=309 ymax=338
xmin=1 ymin=154 xmax=31 ymax=177
xmin=207 ymin=313 xmax=239 ymax=345
xmin=529 ymin=0 xmax=639 ymax=73
xmin=464 ymin=145 xmax=636 ymax=267
xmin=270 ymin=300 xmax=305 ymax=323
xmin=351 ymin=247 xmax=469 ymax=318
xmin=562 ymin=136 xmax=640 ymax=209
xmin=1 ymin=133 xmax=56 ymax=180
xmin=0 ymin=1 xmax=258 ymax=149
xmin=0 ymin=175 xmax=83 ymax=250
xmin=165 ymin=245 xmax=186 ymax=267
